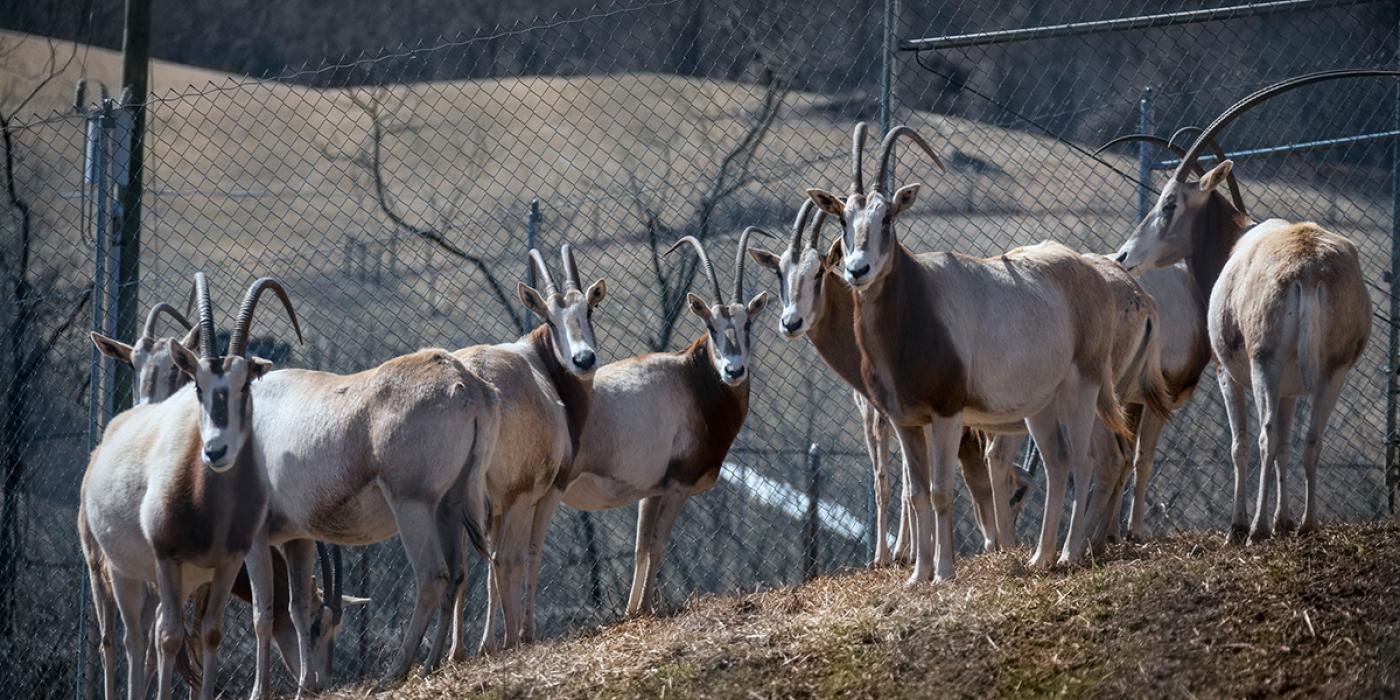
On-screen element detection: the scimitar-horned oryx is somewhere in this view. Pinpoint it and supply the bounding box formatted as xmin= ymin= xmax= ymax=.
xmin=82 ymin=274 xmax=301 ymax=700
xmin=806 ymin=122 xmax=1165 ymax=581
xmin=557 ymin=230 xmax=768 ymax=616
xmin=451 ymin=244 xmax=606 ymax=655
xmin=1111 ymin=68 xmax=1390 ymax=544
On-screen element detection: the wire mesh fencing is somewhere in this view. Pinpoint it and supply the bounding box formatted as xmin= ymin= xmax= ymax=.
xmin=0 ymin=0 xmax=1398 ymax=697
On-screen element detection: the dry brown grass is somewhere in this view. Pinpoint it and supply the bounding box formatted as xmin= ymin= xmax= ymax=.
xmin=325 ymin=520 xmax=1400 ymax=699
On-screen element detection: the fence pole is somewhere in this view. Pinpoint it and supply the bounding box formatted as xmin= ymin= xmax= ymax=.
xmin=1388 ymin=3 xmax=1400 ymax=514
xmin=803 ymin=443 xmax=821 ymax=582
xmin=527 ymin=197 xmax=540 ymax=288
xmin=113 ymin=0 xmax=153 ymax=408
xmin=1138 ymin=86 xmax=1154 ymax=221
xmin=879 ymin=0 xmax=896 ymax=141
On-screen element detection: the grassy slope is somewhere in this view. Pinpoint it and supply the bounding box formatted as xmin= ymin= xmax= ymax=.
xmin=336 ymin=520 xmax=1400 ymax=699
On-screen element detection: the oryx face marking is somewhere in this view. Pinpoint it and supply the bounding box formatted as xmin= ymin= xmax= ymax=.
xmin=772 ymin=246 xmax=827 ymax=339
xmin=1116 ymin=162 xmax=1236 ymax=273
xmin=172 ymin=347 xmax=268 ymax=472
xmin=520 ymin=279 xmax=608 ymax=377
xmin=687 ymin=294 xmax=768 ymax=386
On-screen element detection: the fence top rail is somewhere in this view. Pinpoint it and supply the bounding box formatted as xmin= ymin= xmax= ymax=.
xmin=899 ymin=0 xmax=1381 ymax=52
xmin=1151 ymin=128 xmax=1400 ymax=169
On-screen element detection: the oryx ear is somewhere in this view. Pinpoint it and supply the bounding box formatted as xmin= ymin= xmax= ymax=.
xmin=748 ymin=247 xmax=781 ymax=273
xmin=1199 ymin=160 xmax=1233 ymax=192
xmin=249 ymin=357 xmax=274 ymax=380
xmin=90 ymin=332 xmax=134 ymax=365
xmin=518 ymin=282 xmax=550 ymax=321
xmin=806 ymin=189 xmax=845 ymax=218
xmin=824 ymin=237 xmax=844 ymax=267
xmin=180 ymin=325 xmax=201 ymax=352
xmin=170 ymin=342 xmax=200 ymax=378
xmin=686 ymin=292 xmax=712 ymax=321
xmin=890 ymin=183 xmax=921 ymax=216
xmin=746 ymin=291 xmax=770 ymax=317
xmin=585 ymin=279 xmax=607 ymax=308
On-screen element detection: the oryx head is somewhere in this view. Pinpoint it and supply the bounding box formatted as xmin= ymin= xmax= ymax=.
xmin=301 ymin=543 xmax=369 ymax=687
xmin=1111 ymin=68 xmax=1400 ymax=272
xmin=169 ymin=273 xmax=302 ymax=472
xmin=517 ymin=244 xmax=608 ymax=377
xmin=749 ymin=198 xmax=842 ymax=339
xmin=90 ymin=302 xmax=201 ymax=405
xmin=806 ymin=122 xmax=945 ymax=291
xmin=668 ymin=230 xmax=770 ymax=386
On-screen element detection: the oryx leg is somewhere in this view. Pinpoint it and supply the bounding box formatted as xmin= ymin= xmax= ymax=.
xmin=927 ymin=418 xmax=963 ymax=582
xmin=628 ymin=489 xmax=687 ymax=615
xmin=1300 ymin=372 xmax=1346 ymax=534
xmin=111 ymin=575 xmax=151 ymax=700
xmin=1081 ymin=423 xmax=1127 ymax=555
xmin=521 ymin=486 xmax=564 ymax=643
xmin=1025 ymin=407 xmax=1074 ymax=570
xmin=1270 ymin=395 xmax=1298 ymax=536
xmin=383 ymin=497 xmax=450 ymax=682
xmin=449 ymin=534 xmax=471 ymax=663
xmin=491 ymin=499 xmax=534 ymax=650
xmin=984 ymin=432 xmax=1026 ymax=550
xmin=243 ymin=533 xmax=275 ymax=700
xmin=1126 ymin=408 xmax=1165 ymax=542
xmin=84 ymin=560 xmax=119 ymax=700
xmin=892 ymin=425 xmax=935 ymax=585
xmin=282 ymin=538 xmax=317 ymax=692
xmin=424 ymin=493 xmax=470 ymax=674
xmin=958 ymin=431 xmax=996 ymax=552
xmin=152 ymin=560 xmax=187 ymax=700
xmin=1219 ymin=367 xmax=1252 ymax=544
xmin=191 ymin=560 xmax=241 ymax=700
xmin=859 ymin=393 xmax=893 ymax=568
xmin=1058 ymin=379 xmax=1104 ymax=564
xmin=1246 ymin=359 xmax=1291 ymax=543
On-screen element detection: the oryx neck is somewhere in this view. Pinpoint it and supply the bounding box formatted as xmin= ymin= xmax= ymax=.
xmin=527 ymin=323 xmax=592 ymax=455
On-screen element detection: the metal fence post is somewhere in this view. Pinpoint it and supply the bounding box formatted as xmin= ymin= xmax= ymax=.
xmin=803 ymin=443 xmax=821 ymax=582
xmin=527 ymin=197 xmax=540 ymax=288
xmin=1388 ymin=4 xmax=1400 ymax=514
xmin=1138 ymin=86 xmax=1154 ymax=221
xmin=879 ymin=0 xmax=896 ymax=140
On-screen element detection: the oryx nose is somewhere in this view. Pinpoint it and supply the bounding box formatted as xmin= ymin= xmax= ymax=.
xmin=203 ymin=445 xmax=228 ymax=464
xmin=849 ymin=262 xmax=871 ymax=280
xmin=782 ymin=316 xmax=803 ymax=333
xmin=1113 ymin=250 xmax=1128 ymax=264
xmin=724 ymin=366 xmax=746 ymax=381
xmin=572 ymin=349 xmax=596 ymax=371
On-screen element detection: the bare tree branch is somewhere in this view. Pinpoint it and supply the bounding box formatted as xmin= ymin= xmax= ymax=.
xmin=339 ymin=89 xmax=527 ymax=334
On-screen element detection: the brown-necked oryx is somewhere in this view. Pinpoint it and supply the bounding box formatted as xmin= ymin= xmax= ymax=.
xmin=82 ymin=274 xmax=301 ymax=700
xmin=748 ymin=202 xmax=1031 ymax=563
xmin=1111 ymin=69 xmax=1388 ymax=544
xmin=452 ymin=245 xmax=606 ymax=654
xmin=559 ymin=231 xmax=767 ymax=616
xmin=806 ymin=123 xmax=1164 ymax=581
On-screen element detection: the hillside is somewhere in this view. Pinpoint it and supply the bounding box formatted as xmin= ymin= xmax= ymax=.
xmin=332 ymin=521 xmax=1400 ymax=699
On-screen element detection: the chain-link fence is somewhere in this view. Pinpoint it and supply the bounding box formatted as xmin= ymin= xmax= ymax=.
xmin=1 ymin=0 xmax=1398 ymax=696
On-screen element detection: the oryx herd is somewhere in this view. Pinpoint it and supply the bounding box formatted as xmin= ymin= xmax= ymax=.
xmin=77 ymin=69 xmax=1383 ymax=699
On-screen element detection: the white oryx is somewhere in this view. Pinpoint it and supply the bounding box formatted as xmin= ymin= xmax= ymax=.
xmin=555 ymin=231 xmax=767 ymax=616
xmin=1112 ymin=69 xmax=1386 ymax=544
xmin=248 ymin=331 xmax=499 ymax=686
xmin=451 ymin=245 xmax=606 ymax=654
xmin=806 ymin=123 xmax=1166 ymax=581
xmin=749 ymin=202 xmax=1032 ymax=563
xmin=82 ymin=274 xmax=301 ymax=700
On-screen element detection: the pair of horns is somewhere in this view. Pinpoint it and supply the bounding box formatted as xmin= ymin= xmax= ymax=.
xmin=850 ymin=121 xmax=947 ymax=195
xmin=527 ymin=244 xmax=582 ymax=296
xmin=666 ymin=227 xmax=768 ymax=305
xmin=316 ymin=542 xmax=346 ymax=624
xmin=191 ymin=272 xmax=304 ymax=360
xmin=787 ymin=198 xmax=829 ymax=253
xmin=1095 ymin=127 xmax=1247 ymax=215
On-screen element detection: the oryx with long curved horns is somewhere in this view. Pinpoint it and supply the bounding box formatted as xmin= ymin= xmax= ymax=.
xmin=82 ymin=274 xmax=302 ymax=700
xmin=1109 ymin=68 xmax=1390 ymax=544
xmin=451 ymin=243 xmax=607 ymax=655
xmin=558 ymin=230 xmax=768 ymax=616
xmin=806 ymin=122 xmax=1164 ymax=580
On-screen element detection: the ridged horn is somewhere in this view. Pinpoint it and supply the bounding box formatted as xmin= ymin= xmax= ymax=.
xmin=227 ymin=278 xmax=302 ymax=359
xmin=665 ymin=236 xmax=723 ymax=303
xmin=193 ymin=273 xmax=216 ymax=359
xmin=851 ymin=121 xmax=868 ymax=195
xmin=1169 ymin=126 xmax=1247 ymax=215
xmin=790 ymin=198 xmax=815 ymax=253
xmin=733 ymin=226 xmax=772 ymax=304
xmin=141 ymin=303 xmax=192 ymax=341
xmin=875 ymin=125 xmax=946 ymax=194
xmin=527 ymin=248 xmax=557 ymax=296
xmin=560 ymin=243 xmax=581 ymax=291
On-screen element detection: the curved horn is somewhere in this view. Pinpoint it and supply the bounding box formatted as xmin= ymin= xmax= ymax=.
xmin=1175 ymin=68 xmax=1400 ymax=183
xmin=1092 ymin=133 xmax=1191 ymax=166
xmin=809 ymin=210 xmax=829 ymax=251
xmin=875 ymin=126 xmax=946 ymax=194
xmin=790 ymin=198 xmax=815 ymax=253
xmin=193 ymin=273 xmax=216 ymax=359
xmin=733 ymin=226 xmax=772 ymax=303
xmin=1169 ymin=126 xmax=1248 ymax=215
xmin=227 ymin=278 xmax=302 ymax=359
xmin=141 ymin=303 xmax=193 ymax=341
xmin=527 ymin=248 xmax=557 ymax=296
xmin=560 ymin=243 xmax=581 ymax=291
xmin=665 ymin=236 xmax=723 ymax=303
xmin=851 ymin=121 xmax=869 ymax=195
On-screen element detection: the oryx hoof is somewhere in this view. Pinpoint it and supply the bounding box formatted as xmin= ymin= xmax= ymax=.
xmin=1226 ymin=524 xmax=1249 ymax=545
xmin=1273 ymin=517 xmax=1297 ymax=537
